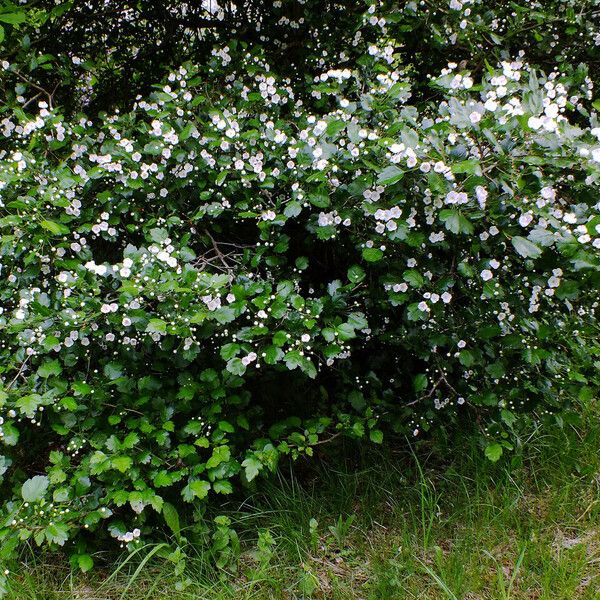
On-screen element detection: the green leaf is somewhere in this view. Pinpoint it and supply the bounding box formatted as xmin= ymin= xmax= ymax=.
xmin=220 ymin=343 xmax=240 ymax=360
xmin=146 ymin=318 xmax=167 ymax=334
xmin=295 ymin=256 xmax=309 ymax=270
xmin=1 ymin=422 xmax=19 ymax=446
xmin=403 ymin=269 xmax=424 ymax=288
xmin=485 ymin=443 xmax=503 ymax=462
xmin=40 ymin=220 xmax=70 ymax=235
xmin=439 ymin=209 xmax=473 ymax=235
xmin=377 ymin=165 xmax=404 ymax=185
xmin=77 ymin=554 xmax=94 ymax=573
xmin=284 ymin=350 xmax=303 ymax=370
xmin=206 ymin=445 xmax=231 ymax=469
xmin=153 ymin=471 xmax=172 ymax=488
xmin=300 ymin=357 xmax=318 ymax=379
xmin=263 ymin=345 xmax=282 ymax=364
xmin=272 ymin=331 xmax=288 ymax=347
xmin=226 ymin=357 xmax=246 ymax=376
xmin=512 ymin=236 xmax=542 ymax=259
xmin=347 ymin=312 xmax=368 ymax=330
xmin=162 ymin=502 xmax=180 ymax=539
xmin=451 ymin=159 xmax=482 ymax=175
xmin=501 ymin=409 xmax=517 ymax=428
xmin=308 ymin=189 xmax=330 ymax=208
xmin=326 ymin=119 xmax=346 ymax=136
xmin=15 ymin=394 xmax=41 ymax=418
xmin=347 ymin=264 xmax=366 ymax=283
xmin=188 ymin=479 xmax=211 ymax=500
xmin=37 ymin=359 xmax=62 ymax=378
xmin=336 ymin=323 xmax=356 ymax=341
xmin=218 ymin=420 xmax=235 ymax=433
xmin=458 ymin=350 xmax=475 ymax=367
xmin=45 ymin=523 xmax=69 ymax=546
xmin=369 ymin=429 xmax=384 ymax=444
xmin=21 ymin=475 xmax=49 ymax=502
xmin=284 ymin=200 xmax=302 ymax=217
xmin=0 ymin=12 xmax=27 ymax=25
xmin=362 ymin=248 xmax=383 ymax=262
xmin=213 ymin=480 xmax=233 ymax=494
xmin=111 ymin=456 xmax=132 ymax=473
xmin=103 ymin=362 xmax=123 ymax=380
xmin=413 ymin=373 xmax=428 ymax=393
xmin=149 ymin=228 xmax=168 ymax=243
xmin=242 ymin=456 xmax=262 ymax=482
xmin=72 ymin=381 xmax=92 ymax=395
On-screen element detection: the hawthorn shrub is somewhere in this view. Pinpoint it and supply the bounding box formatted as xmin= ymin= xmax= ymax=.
xmin=0 ymin=0 xmax=599 ymax=588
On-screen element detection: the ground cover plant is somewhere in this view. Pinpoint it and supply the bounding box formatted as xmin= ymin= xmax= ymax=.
xmin=5 ymin=400 xmax=600 ymax=598
xmin=0 ymin=0 xmax=599 ymax=593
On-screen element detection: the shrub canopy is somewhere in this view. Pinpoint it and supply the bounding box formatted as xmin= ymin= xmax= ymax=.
xmin=0 ymin=0 xmax=599 ymax=586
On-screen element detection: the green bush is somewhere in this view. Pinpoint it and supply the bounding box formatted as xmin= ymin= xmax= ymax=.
xmin=0 ymin=0 xmax=598 ymax=589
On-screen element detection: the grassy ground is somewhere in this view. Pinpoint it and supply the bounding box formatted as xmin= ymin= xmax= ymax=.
xmin=7 ymin=406 xmax=599 ymax=600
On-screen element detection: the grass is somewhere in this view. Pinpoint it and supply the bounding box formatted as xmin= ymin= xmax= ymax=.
xmin=6 ymin=406 xmax=599 ymax=599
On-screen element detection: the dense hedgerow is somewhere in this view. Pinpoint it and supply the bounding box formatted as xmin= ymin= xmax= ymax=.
xmin=0 ymin=0 xmax=599 ymax=590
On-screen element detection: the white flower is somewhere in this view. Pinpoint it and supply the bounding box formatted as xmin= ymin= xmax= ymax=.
xmin=540 ymin=187 xmax=555 ymax=200
xmin=475 ymin=185 xmax=488 ymax=208
xmin=519 ymin=213 xmax=533 ymax=227
xmin=484 ymin=98 xmax=498 ymax=112
xmin=544 ymin=103 xmax=559 ymax=118
xmin=242 ymin=352 xmax=258 ymax=366
xmin=480 ymin=269 xmax=493 ymax=281
xmin=469 ymin=111 xmax=482 ymax=124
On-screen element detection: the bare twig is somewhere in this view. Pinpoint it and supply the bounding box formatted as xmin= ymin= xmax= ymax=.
xmin=6 ymin=356 xmax=30 ymax=391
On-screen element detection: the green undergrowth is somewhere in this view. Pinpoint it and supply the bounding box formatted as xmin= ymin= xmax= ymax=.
xmin=7 ymin=405 xmax=599 ymax=599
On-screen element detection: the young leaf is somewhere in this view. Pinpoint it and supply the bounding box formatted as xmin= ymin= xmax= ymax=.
xmin=77 ymin=554 xmax=94 ymax=573
xmin=512 ymin=236 xmax=542 ymax=258
xmin=21 ymin=475 xmax=49 ymax=502
xmin=484 ymin=443 xmax=503 ymax=462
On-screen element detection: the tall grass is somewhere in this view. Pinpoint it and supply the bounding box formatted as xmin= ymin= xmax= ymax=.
xmin=7 ymin=404 xmax=599 ymax=599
